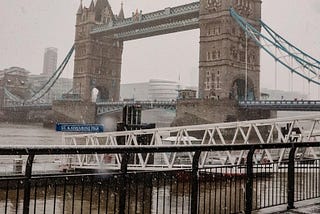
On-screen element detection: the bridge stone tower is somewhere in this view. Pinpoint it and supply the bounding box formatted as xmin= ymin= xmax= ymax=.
xmin=199 ymin=0 xmax=261 ymax=100
xmin=73 ymin=0 xmax=124 ymax=102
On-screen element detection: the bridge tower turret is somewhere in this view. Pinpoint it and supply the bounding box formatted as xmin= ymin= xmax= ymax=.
xmin=118 ymin=2 xmax=125 ymax=21
xmin=199 ymin=0 xmax=261 ymax=100
xmin=73 ymin=0 xmax=123 ymax=102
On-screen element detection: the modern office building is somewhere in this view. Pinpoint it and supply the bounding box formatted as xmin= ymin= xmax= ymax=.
xmin=120 ymin=79 xmax=179 ymax=101
xmin=42 ymin=47 xmax=58 ymax=76
xmin=149 ymin=79 xmax=179 ymax=101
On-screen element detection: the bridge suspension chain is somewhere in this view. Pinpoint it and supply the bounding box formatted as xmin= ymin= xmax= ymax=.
xmin=260 ymin=20 xmax=320 ymax=73
xmin=3 ymin=87 xmax=24 ymax=104
xmin=230 ymin=8 xmax=320 ymax=86
xmin=4 ymin=45 xmax=75 ymax=105
xmin=26 ymin=45 xmax=75 ymax=103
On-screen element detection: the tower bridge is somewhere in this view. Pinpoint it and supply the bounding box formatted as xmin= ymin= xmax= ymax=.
xmin=1 ymin=0 xmax=320 ymax=124
xmin=73 ymin=0 xmax=261 ymax=103
xmin=2 ymin=2 xmax=320 ymax=212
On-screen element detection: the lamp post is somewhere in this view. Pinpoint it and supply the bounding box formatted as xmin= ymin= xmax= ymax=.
xmin=245 ymin=25 xmax=248 ymax=101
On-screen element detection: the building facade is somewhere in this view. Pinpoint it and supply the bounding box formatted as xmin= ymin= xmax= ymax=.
xmin=178 ymin=89 xmax=197 ymax=100
xmin=42 ymin=47 xmax=58 ymax=76
xmin=0 ymin=67 xmax=30 ymax=107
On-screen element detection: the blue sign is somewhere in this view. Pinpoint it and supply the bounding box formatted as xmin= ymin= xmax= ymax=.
xmin=56 ymin=123 xmax=104 ymax=133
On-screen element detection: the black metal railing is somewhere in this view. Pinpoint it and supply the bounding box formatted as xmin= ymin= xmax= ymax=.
xmin=0 ymin=142 xmax=319 ymax=214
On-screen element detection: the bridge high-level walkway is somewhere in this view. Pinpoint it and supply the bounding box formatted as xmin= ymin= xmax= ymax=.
xmin=91 ymin=2 xmax=200 ymax=40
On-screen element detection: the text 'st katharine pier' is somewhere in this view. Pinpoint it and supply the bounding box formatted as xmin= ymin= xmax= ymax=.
xmin=56 ymin=123 xmax=104 ymax=133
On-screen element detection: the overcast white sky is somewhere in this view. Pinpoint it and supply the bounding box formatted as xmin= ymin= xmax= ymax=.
xmin=1 ymin=0 xmax=320 ymax=97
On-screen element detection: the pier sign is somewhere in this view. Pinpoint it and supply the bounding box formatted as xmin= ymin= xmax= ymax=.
xmin=56 ymin=123 xmax=104 ymax=133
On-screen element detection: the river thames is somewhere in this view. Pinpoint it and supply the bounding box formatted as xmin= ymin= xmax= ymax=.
xmin=0 ymin=123 xmax=63 ymax=146
xmin=0 ymin=123 xmax=64 ymax=174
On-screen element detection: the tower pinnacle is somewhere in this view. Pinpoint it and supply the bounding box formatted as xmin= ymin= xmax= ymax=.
xmin=118 ymin=1 xmax=125 ymax=20
xmin=77 ymin=0 xmax=83 ymax=14
xmin=89 ymin=0 xmax=95 ymax=11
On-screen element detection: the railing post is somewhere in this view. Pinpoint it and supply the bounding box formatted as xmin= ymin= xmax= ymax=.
xmin=287 ymin=147 xmax=297 ymax=210
xmin=191 ymin=151 xmax=201 ymax=214
xmin=119 ymin=153 xmax=130 ymax=214
xmin=23 ymin=154 xmax=35 ymax=214
xmin=245 ymin=148 xmax=255 ymax=214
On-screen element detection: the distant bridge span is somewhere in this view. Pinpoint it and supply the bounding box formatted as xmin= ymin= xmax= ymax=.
xmin=239 ymin=100 xmax=320 ymax=111
xmin=96 ymin=101 xmax=176 ymax=115
xmin=3 ymin=100 xmax=320 ymax=116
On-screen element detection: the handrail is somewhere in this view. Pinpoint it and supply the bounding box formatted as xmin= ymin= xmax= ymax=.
xmin=1 ymin=142 xmax=319 ymax=214
xmin=0 ymin=142 xmax=319 ymax=156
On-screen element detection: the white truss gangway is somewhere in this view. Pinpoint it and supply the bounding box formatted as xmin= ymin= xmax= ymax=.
xmin=63 ymin=115 xmax=320 ymax=171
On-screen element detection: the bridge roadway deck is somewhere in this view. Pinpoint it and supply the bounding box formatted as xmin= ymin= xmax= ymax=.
xmin=239 ymin=100 xmax=320 ymax=111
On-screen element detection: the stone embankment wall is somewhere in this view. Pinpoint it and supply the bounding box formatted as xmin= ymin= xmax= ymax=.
xmin=172 ymin=98 xmax=275 ymax=127
xmin=52 ymin=100 xmax=96 ymax=124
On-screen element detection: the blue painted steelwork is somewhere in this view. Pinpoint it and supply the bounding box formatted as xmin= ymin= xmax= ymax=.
xmin=96 ymin=100 xmax=176 ymax=115
xmin=27 ymin=45 xmax=75 ymax=103
xmin=239 ymin=100 xmax=320 ymax=111
xmin=3 ymin=45 xmax=74 ymax=106
xmin=230 ymin=8 xmax=320 ymax=85
xmin=260 ymin=20 xmax=320 ymax=73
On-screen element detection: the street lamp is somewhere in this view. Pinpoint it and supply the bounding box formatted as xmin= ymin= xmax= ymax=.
xmin=245 ymin=25 xmax=248 ymax=101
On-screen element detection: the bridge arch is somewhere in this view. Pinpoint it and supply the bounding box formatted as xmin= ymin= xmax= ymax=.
xmin=91 ymin=86 xmax=110 ymax=102
xmin=230 ymin=75 xmax=255 ymax=101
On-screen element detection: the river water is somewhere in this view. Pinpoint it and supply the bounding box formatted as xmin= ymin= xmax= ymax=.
xmin=0 ymin=123 xmax=64 ymax=174
xmin=0 ymin=123 xmax=63 ymax=146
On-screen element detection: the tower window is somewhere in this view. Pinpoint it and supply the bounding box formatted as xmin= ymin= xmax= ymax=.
xmin=215 ymin=70 xmax=221 ymax=89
